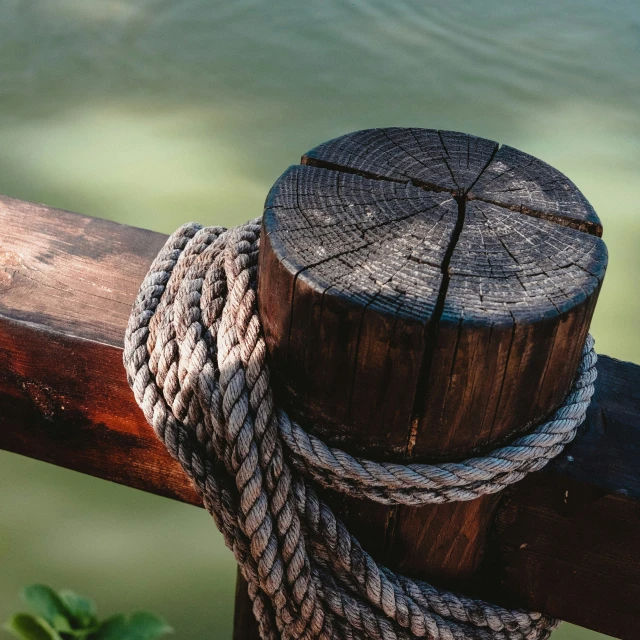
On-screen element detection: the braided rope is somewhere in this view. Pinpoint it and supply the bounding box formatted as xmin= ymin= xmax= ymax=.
xmin=123 ymin=220 xmax=597 ymax=640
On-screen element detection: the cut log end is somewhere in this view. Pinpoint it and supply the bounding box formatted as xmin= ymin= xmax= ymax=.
xmin=259 ymin=128 xmax=607 ymax=462
xmin=252 ymin=128 xmax=608 ymax=637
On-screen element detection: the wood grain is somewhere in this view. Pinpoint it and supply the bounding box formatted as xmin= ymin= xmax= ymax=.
xmin=468 ymin=144 xmax=602 ymax=236
xmin=256 ymin=130 xmax=607 ymax=618
xmin=301 ymin=127 xmax=498 ymax=195
xmin=247 ymin=128 xmax=610 ymax=639
xmin=492 ymin=354 xmax=640 ymax=639
xmin=0 ymin=194 xmax=199 ymax=506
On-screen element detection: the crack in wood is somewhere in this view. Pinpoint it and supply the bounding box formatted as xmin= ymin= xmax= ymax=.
xmin=406 ymin=195 xmax=467 ymax=459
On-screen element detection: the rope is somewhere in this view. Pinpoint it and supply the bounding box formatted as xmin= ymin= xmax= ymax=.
xmin=123 ymin=220 xmax=597 ymax=640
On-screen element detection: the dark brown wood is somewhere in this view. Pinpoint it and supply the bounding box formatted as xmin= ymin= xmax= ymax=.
xmin=257 ymin=129 xmax=607 ymax=603
xmin=0 ymin=173 xmax=635 ymax=637
xmin=0 ymin=194 xmax=200 ymax=506
xmin=491 ymin=354 xmax=640 ymax=639
xmin=288 ymin=129 xmax=606 ymax=462
xmin=233 ymin=573 xmax=261 ymax=640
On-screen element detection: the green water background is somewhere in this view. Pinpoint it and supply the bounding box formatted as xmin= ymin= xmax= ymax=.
xmin=1 ymin=1 xmax=638 ymax=638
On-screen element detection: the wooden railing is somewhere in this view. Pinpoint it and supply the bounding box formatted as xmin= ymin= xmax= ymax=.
xmin=0 ymin=193 xmax=638 ymax=639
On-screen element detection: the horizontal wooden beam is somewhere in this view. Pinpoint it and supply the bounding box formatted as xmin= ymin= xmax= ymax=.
xmin=492 ymin=353 xmax=640 ymax=639
xmin=0 ymin=195 xmax=198 ymax=506
xmin=0 ymin=195 xmax=637 ymax=639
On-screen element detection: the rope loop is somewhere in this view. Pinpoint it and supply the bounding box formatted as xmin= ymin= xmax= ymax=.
xmin=124 ymin=221 xmax=597 ymax=640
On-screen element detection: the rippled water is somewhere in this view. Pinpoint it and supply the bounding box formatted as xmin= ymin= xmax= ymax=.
xmin=1 ymin=1 xmax=637 ymax=638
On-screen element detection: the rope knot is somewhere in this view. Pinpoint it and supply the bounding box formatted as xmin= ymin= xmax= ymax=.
xmin=124 ymin=221 xmax=596 ymax=640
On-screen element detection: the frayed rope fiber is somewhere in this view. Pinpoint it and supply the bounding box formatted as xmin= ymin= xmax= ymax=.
xmin=123 ymin=220 xmax=597 ymax=640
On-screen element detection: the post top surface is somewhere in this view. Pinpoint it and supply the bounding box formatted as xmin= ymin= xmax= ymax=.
xmin=302 ymin=127 xmax=602 ymax=235
xmin=264 ymin=129 xmax=606 ymax=328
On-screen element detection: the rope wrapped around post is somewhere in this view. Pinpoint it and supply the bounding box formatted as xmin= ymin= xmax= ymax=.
xmin=123 ymin=220 xmax=597 ymax=640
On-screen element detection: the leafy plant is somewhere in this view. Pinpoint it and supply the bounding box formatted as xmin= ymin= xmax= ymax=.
xmin=4 ymin=585 xmax=173 ymax=640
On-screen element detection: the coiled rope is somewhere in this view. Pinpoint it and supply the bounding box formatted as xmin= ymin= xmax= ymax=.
xmin=123 ymin=220 xmax=597 ymax=640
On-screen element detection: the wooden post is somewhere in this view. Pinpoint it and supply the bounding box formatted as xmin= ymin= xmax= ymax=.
xmin=234 ymin=129 xmax=607 ymax=638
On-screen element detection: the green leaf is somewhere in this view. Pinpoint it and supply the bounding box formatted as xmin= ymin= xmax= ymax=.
xmin=59 ymin=590 xmax=98 ymax=629
xmin=66 ymin=631 xmax=98 ymax=639
xmin=51 ymin=616 xmax=74 ymax=634
xmin=91 ymin=613 xmax=173 ymax=640
xmin=21 ymin=586 xmax=74 ymax=628
xmin=3 ymin=613 xmax=63 ymax=640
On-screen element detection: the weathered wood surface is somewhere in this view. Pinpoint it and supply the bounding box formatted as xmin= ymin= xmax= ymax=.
xmin=0 ymin=195 xmax=199 ymax=506
xmin=249 ymin=128 xmax=609 ymax=640
xmin=493 ymin=352 xmax=640 ymax=638
xmin=0 ymin=153 xmax=636 ymax=638
xmin=262 ymin=158 xmax=606 ymax=462
xmin=302 ymin=128 xmax=602 ymax=236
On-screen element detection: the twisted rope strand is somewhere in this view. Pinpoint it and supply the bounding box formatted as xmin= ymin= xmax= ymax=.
xmin=278 ymin=348 xmax=595 ymax=506
xmin=123 ymin=220 xmax=596 ymax=640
